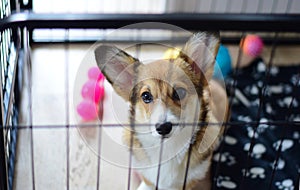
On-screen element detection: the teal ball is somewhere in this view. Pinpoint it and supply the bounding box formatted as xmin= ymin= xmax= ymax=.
xmin=213 ymin=44 xmax=232 ymax=79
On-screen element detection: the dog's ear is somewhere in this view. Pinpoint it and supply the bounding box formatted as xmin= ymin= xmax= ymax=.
xmin=94 ymin=45 xmax=139 ymax=101
xmin=181 ymin=32 xmax=220 ymax=80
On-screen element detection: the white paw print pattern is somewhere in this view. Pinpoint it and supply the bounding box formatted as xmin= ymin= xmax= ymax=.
xmin=213 ymin=152 xmax=236 ymax=166
xmin=257 ymin=118 xmax=269 ymax=132
xmin=237 ymin=115 xmax=252 ymax=123
xmin=270 ymin=66 xmax=279 ymax=76
xmin=224 ymin=136 xmax=238 ymax=145
xmin=267 ymin=84 xmax=292 ymax=94
xmin=275 ymin=179 xmax=294 ymax=190
xmin=273 ymin=139 xmax=294 ymax=152
xmin=266 ymin=103 xmax=275 ymax=114
xmin=244 ymin=143 xmax=266 ymax=159
xmin=271 ymin=158 xmax=285 ymax=170
xmin=246 ymin=127 xmax=258 ymax=139
xmin=293 ymin=132 xmax=300 ymax=143
xmin=242 ymin=167 xmax=266 ymax=179
xmin=257 ymin=61 xmax=266 ymax=72
xmin=277 ymin=97 xmax=299 ymax=108
xmin=216 ymin=176 xmax=237 ymax=189
xmin=250 ymin=85 xmax=259 ymax=95
xmin=293 ymin=131 xmax=299 ymax=139
xmin=246 ymin=118 xmax=270 ymax=139
xmin=293 ymin=115 xmax=300 ymax=122
xmin=291 ymin=74 xmax=300 ymax=86
xmin=267 ymin=85 xmax=283 ymax=94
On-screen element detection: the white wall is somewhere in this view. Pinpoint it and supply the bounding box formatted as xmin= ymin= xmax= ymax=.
xmin=165 ymin=0 xmax=300 ymax=14
xmin=33 ymin=0 xmax=299 ymax=14
xmin=33 ymin=0 xmax=166 ymax=13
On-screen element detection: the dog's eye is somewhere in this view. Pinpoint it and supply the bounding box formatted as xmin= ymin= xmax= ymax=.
xmin=173 ymin=88 xmax=186 ymax=101
xmin=141 ymin=91 xmax=153 ymax=104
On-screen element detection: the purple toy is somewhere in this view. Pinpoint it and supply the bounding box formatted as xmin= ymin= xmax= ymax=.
xmin=241 ymin=34 xmax=264 ymax=57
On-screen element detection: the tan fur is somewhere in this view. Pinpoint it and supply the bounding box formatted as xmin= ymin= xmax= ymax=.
xmin=95 ymin=32 xmax=228 ymax=190
xmin=123 ymin=127 xmax=149 ymax=162
xmin=189 ymin=170 xmax=212 ymax=190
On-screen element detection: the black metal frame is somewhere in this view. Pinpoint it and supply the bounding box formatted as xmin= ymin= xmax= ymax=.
xmin=0 ymin=30 xmax=20 ymax=190
xmin=2 ymin=13 xmax=300 ymax=46
xmin=1 ymin=13 xmax=300 ymax=32
xmin=1 ymin=10 xmax=300 ymax=190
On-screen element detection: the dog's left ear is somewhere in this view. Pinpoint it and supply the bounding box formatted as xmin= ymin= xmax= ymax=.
xmin=94 ymin=45 xmax=139 ymax=101
xmin=181 ymin=32 xmax=220 ymax=80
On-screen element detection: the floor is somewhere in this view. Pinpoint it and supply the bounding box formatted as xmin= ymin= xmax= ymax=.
xmin=13 ymin=43 xmax=169 ymax=190
xmin=13 ymin=41 xmax=300 ymax=189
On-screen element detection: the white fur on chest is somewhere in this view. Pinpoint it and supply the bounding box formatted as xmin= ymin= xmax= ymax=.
xmin=134 ymin=130 xmax=210 ymax=189
xmin=136 ymin=155 xmax=210 ymax=190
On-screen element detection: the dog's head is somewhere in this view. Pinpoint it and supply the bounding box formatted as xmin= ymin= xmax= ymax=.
xmin=95 ymin=32 xmax=220 ymax=139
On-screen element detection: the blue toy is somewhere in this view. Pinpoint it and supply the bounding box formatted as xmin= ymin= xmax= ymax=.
xmin=213 ymin=44 xmax=232 ymax=79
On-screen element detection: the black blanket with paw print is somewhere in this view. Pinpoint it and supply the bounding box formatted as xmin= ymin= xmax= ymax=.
xmin=211 ymin=58 xmax=300 ymax=190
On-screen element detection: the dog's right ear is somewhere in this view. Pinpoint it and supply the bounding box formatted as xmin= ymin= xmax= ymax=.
xmin=181 ymin=32 xmax=220 ymax=81
xmin=94 ymin=45 xmax=139 ymax=101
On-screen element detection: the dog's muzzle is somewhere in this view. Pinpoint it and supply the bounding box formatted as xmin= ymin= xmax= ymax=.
xmin=155 ymin=122 xmax=172 ymax=136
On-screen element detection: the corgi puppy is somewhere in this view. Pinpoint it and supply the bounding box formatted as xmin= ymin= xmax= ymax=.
xmin=94 ymin=32 xmax=228 ymax=190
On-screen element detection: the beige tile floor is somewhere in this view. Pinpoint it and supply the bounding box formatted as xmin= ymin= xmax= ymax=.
xmin=14 ymin=42 xmax=300 ymax=190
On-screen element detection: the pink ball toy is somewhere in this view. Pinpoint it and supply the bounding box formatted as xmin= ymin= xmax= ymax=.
xmin=81 ymin=80 xmax=104 ymax=103
xmin=77 ymin=67 xmax=105 ymax=121
xmin=77 ymin=99 xmax=98 ymax=121
xmin=241 ymin=35 xmax=264 ymax=57
xmin=88 ymin=66 xmax=105 ymax=82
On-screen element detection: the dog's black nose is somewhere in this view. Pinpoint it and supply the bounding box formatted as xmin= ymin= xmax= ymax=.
xmin=155 ymin=122 xmax=172 ymax=136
